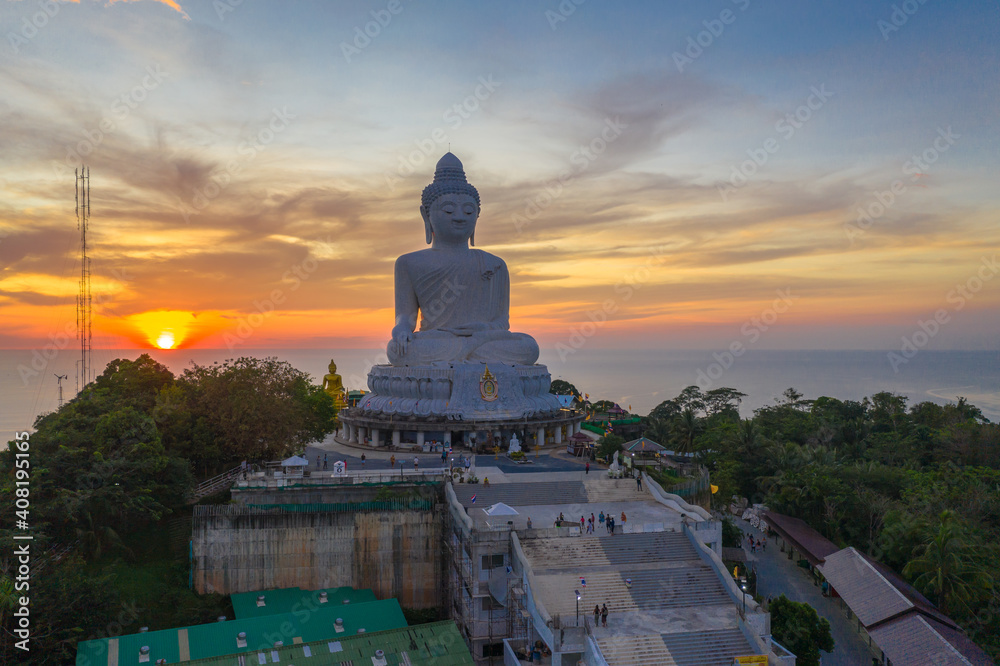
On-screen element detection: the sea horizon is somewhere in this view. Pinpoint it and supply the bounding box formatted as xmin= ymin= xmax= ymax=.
xmin=3 ymin=347 xmax=998 ymax=449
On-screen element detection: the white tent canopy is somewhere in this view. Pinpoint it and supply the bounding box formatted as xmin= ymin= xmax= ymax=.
xmin=485 ymin=502 xmax=520 ymax=516
xmin=281 ymin=455 xmax=310 ymax=467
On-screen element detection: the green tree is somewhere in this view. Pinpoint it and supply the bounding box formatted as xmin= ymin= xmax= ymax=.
xmin=903 ymin=510 xmax=993 ymax=616
xmin=704 ymin=388 xmax=746 ymax=417
xmin=549 ymin=379 xmax=580 ymax=397
xmin=721 ymin=516 xmax=743 ymax=548
xmin=91 ymin=354 xmax=176 ymax=412
xmin=672 ymin=406 xmax=703 ymax=456
xmin=769 ymin=594 xmax=835 ymax=666
xmin=175 ymin=357 xmax=335 ymax=464
xmin=596 ymin=434 xmax=625 ymax=461
xmin=591 ymin=399 xmax=616 ymax=413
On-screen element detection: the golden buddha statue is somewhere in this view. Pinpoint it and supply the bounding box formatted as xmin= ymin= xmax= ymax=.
xmin=322 ymin=360 xmax=348 ymax=411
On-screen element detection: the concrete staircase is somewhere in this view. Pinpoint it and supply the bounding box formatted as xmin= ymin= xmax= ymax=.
xmin=520 ymin=531 xmax=695 ymax=570
xmin=597 ymin=634 xmax=673 ymax=666
xmin=543 ymin=567 xmax=733 ymax=614
xmin=597 ymin=628 xmax=756 ymax=666
xmin=584 ymin=478 xmax=650 ymax=503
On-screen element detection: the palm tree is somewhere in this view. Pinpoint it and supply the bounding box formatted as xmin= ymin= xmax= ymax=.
xmin=672 ymin=406 xmax=703 ymax=456
xmin=75 ymin=508 xmax=129 ymax=560
xmin=903 ymin=510 xmax=993 ymax=616
xmin=731 ymin=418 xmax=761 ymax=456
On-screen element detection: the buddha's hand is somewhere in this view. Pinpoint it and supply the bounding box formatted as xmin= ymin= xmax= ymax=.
xmin=390 ymin=326 xmax=413 ymax=355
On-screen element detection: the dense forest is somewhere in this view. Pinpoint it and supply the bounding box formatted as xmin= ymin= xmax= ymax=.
xmin=0 ymin=355 xmax=336 ymax=664
xmin=631 ymin=385 xmax=999 ymax=659
xmin=4 ymin=360 xmax=998 ymax=662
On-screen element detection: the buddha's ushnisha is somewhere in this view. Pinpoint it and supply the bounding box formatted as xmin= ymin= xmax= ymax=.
xmin=387 ymin=153 xmax=540 ymax=366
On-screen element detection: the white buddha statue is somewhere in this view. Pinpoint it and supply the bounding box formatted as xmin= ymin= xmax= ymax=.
xmin=387 ymin=153 xmax=540 ymax=367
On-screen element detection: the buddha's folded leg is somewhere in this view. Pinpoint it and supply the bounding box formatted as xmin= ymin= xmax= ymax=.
xmin=466 ymin=332 xmax=539 ymax=365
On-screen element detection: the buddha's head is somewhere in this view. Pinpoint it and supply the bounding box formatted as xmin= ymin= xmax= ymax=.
xmin=421 ymin=153 xmax=481 ymax=246
xmin=328 ymin=360 xmax=338 ymax=373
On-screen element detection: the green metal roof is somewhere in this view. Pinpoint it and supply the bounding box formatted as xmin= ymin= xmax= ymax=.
xmin=76 ymin=598 xmax=406 ymax=666
xmin=230 ymin=586 xmax=376 ymax=619
xmin=181 ymin=622 xmax=473 ymax=666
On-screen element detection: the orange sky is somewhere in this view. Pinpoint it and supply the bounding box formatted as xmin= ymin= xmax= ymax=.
xmin=1 ymin=0 xmax=999 ymax=353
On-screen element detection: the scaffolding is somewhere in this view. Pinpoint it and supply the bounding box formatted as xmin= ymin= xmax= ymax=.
xmin=445 ymin=512 xmax=522 ymax=665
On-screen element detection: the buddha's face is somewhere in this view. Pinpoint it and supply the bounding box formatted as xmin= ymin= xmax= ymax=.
xmin=422 ymin=193 xmax=478 ymax=246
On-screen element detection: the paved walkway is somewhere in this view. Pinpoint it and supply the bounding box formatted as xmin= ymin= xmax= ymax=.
xmin=734 ymin=518 xmax=875 ymax=666
xmin=303 ymin=432 xmax=593 ymax=474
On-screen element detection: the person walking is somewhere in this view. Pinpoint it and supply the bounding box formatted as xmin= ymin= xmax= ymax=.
xmin=593 ymin=604 xmax=600 ymax=625
xmin=323 ymin=453 xmax=328 ymax=470
xmin=609 ymin=516 xmax=615 ymax=535
xmin=414 ymin=457 xmax=419 ymax=470
xmin=636 ymin=470 xmax=642 ymax=490
xmin=585 ymin=462 xmax=590 ymax=474
xmin=599 ymin=511 xmax=605 ymax=526
xmin=316 ymin=455 xmax=321 ymax=469
xmin=600 ymin=604 xmax=608 ymax=627
xmin=580 ymin=515 xmax=585 ymax=530
xmin=390 ymin=454 xmax=396 ymax=468
xmin=621 ymin=511 xmax=627 ymax=525
xmin=361 ymin=453 xmax=366 ymax=467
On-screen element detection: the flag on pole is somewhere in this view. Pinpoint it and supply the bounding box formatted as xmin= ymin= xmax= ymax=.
xmin=580 ymin=577 xmax=586 ymax=588
xmin=470 ymin=494 xmax=477 ymax=503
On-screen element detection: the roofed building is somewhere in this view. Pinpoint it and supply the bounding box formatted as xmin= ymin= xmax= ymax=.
xmin=819 ymin=547 xmax=993 ymax=665
xmin=75 ymin=596 xmax=407 ymax=666
xmin=170 ymin=622 xmax=473 ymax=666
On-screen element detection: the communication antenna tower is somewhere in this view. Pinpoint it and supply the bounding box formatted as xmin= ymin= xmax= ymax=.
xmin=75 ymin=167 xmax=92 ymax=393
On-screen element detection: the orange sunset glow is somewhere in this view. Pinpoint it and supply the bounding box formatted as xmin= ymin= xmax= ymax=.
xmin=0 ymin=0 xmax=997 ymax=356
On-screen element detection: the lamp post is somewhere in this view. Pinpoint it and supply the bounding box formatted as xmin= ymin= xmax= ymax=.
xmin=741 ymin=582 xmax=748 ymax=618
xmin=575 ymin=590 xmax=581 ymax=627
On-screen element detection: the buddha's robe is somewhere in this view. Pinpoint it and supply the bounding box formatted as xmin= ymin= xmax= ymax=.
xmin=387 ymin=249 xmax=539 ymax=366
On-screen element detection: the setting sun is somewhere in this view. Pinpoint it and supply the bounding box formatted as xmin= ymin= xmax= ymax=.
xmin=126 ymin=310 xmax=197 ymax=349
xmin=155 ymin=331 xmax=176 ymax=349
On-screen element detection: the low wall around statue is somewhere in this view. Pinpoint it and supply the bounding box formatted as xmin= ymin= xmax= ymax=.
xmin=192 ymin=502 xmax=442 ymax=608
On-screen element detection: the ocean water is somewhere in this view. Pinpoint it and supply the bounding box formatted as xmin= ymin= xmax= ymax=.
xmin=2 ymin=348 xmax=998 ymax=447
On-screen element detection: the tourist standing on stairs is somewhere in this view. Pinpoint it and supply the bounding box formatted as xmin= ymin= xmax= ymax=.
xmin=601 ymin=604 xmax=608 ymax=627
xmin=323 ymin=454 xmax=328 ymax=470
xmin=594 ymin=605 xmax=600 ymax=625
xmin=636 ymin=470 xmax=642 ymax=490
xmin=585 ymin=461 xmax=590 ymax=474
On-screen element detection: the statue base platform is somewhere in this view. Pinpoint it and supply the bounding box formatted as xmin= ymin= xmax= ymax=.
xmin=356 ymin=362 xmax=561 ymax=420
xmin=338 ymin=362 xmax=585 ymax=450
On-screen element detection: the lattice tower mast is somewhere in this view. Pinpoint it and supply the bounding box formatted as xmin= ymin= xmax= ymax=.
xmin=75 ymin=167 xmax=92 ymax=393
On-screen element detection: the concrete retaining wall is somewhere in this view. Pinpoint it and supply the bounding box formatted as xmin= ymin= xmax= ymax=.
xmin=192 ymin=503 xmax=442 ymax=608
